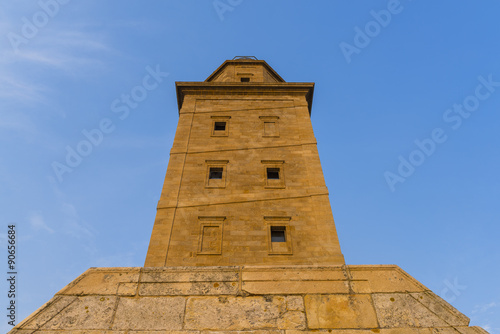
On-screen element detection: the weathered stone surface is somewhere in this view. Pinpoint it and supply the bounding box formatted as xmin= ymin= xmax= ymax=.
xmin=39 ymin=296 xmax=116 ymax=330
xmin=242 ymin=267 xmax=346 ymax=281
xmin=141 ymin=267 xmax=239 ymax=282
xmin=203 ymin=332 xmax=281 ymax=334
xmin=15 ymin=329 xmax=127 ymax=334
xmin=9 ymin=265 xmax=490 ymax=334
xmin=285 ymin=330 xmax=484 ymax=334
xmin=139 ymin=281 xmax=238 ymax=296
xmin=277 ymin=310 xmax=306 ymax=329
xmin=129 ymin=332 xmax=199 ymax=334
xmin=285 ymin=296 xmax=304 ymax=311
xmin=372 ymin=293 xmax=449 ymax=327
xmin=304 ymin=294 xmax=378 ymax=329
xmin=286 ymin=331 xmax=428 ymax=334
xmin=17 ymin=296 xmax=77 ymax=330
xmin=112 ymin=296 xmax=185 ymax=330
xmin=242 ymin=280 xmax=350 ymax=295
xmin=12 ymin=331 xmax=126 ymax=334
xmin=184 ymin=296 xmax=286 ymax=330
xmin=58 ymin=268 xmax=140 ymax=295
xmin=117 ymin=282 xmax=137 ymax=296
xmin=348 ymin=265 xmax=426 ymax=293
xmin=410 ymin=291 xmax=470 ymax=325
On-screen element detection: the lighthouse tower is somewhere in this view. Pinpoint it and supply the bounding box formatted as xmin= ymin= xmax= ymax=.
xmin=10 ymin=58 xmax=488 ymax=334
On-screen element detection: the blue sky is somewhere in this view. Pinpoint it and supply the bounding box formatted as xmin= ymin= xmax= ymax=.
xmin=1 ymin=0 xmax=499 ymax=332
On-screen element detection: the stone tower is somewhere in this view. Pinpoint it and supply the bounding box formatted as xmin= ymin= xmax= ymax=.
xmin=10 ymin=58 xmax=488 ymax=334
xmin=145 ymin=57 xmax=344 ymax=267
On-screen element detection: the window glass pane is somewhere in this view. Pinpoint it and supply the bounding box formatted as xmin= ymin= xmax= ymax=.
xmin=214 ymin=122 xmax=226 ymax=131
xmin=271 ymin=226 xmax=286 ymax=242
xmin=267 ymin=168 xmax=280 ymax=179
xmin=209 ymin=167 xmax=223 ymax=179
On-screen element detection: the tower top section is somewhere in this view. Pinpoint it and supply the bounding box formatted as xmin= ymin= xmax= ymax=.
xmin=176 ymin=59 xmax=314 ymax=114
xmin=205 ymin=58 xmax=285 ymax=83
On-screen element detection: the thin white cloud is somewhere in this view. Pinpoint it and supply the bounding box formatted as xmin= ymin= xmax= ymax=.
xmin=0 ymin=110 xmax=38 ymax=134
xmin=0 ymin=75 xmax=47 ymax=104
xmin=60 ymin=202 xmax=96 ymax=240
xmin=29 ymin=213 xmax=54 ymax=233
xmin=482 ymin=325 xmax=492 ymax=331
xmin=94 ymin=252 xmax=136 ymax=267
xmin=48 ymin=178 xmax=98 ymax=249
xmin=472 ymin=301 xmax=498 ymax=314
xmin=0 ymin=18 xmax=115 ymax=105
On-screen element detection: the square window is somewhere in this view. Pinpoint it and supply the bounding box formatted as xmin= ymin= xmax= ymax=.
xmin=211 ymin=116 xmax=230 ymax=137
xmin=214 ymin=122 xmax=226 ymax=131
xmin=240 ymin=77 xmax=250 ymax=82
xmin=267 ymin=168 xmax=280 ymax=180
xmin=262 ymin=161 xmax=285 ymax=188
xmin=209 ymin=167 xmax=223 ymax=179
xmin=206 ymin=160 xmax=228 ymax=188
xmin=271 ymin=226 xmax=286 ymax=242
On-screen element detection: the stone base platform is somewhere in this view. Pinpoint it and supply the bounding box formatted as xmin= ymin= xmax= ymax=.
xmin=11 ymin=265 xmax=488 ymax=333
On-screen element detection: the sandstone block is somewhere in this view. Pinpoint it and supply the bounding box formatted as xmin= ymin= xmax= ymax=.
xmin=39 ymin=296 xmax=116 ymax=330
xmin=184 ymin=296 xmax=286 ymax=330
xmin=17 ymin=296 xmax=77 ymax=330
xmin=304 ymin=294 xmax=378 ymax=329
xmin=58 ymin=268 xmax=140 ymax=296
xmin=112 ymin=296 xmax=185 ymax=330
xmin=372 ymin=293 xmax=449 ymax=327
xmin=285 ymin=296 xmax=304 ymax=311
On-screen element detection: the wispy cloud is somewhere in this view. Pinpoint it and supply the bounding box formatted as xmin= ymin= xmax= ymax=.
xmin=1 ymin=18 xmax=115 ymax=105
xmin=0 ymin=110 xmax=39 ymax=134
xmin=473 ymin=301 xmax=498 ymax=314
xmin=94 ymin=252 xmax=136 ymax=267
xmin=60 ymin=202 xmax=96 ymax=240
xmin=471 ymin=301 xmax=499 ymax=333
xmin=47 ymin=177 xmax=98 ymax=255
xmin=29 ymin=212 xmax=54 ymax=233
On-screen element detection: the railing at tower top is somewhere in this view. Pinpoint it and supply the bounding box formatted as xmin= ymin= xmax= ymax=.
xmin=232 ymin=56 xmax=258 ymax=60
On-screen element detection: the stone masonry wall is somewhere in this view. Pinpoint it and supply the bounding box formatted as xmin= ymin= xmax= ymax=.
xmin=11 ymin=265 xmax=489 ymax=333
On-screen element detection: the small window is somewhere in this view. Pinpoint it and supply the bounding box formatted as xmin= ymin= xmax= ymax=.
xmin=262 ymin=160 xmax=285 ymax=188
xmin=267 ymin=168 xmax=280 ymax=180
xmin=240 ymin=77 xmax=250 ymax=82
xmin=271 ymin=226 xmax=286 ymax=242
xmin=214 ymin=122 xmax=226 ymax=131
xmin=206 ymin=160 xmax=228 ymax=188
xmin=211 ymin=116 xmax=230 ymax=137
xmin=209 ymin=167 xmax=223 ymax=179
